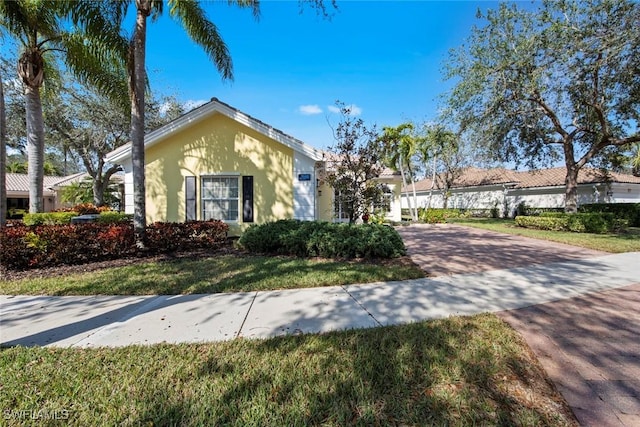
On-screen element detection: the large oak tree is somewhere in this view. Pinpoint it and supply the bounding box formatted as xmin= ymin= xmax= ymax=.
xmin=446 ymin=0 xmax=640 ymax=212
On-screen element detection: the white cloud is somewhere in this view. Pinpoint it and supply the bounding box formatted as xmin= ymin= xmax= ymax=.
xmin=298 ymin=104 xmax=323 ymax=115
xmin=327 ymin=104 xmax=362 ymax=116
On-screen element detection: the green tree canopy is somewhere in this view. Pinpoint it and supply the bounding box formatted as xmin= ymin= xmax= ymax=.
xmin=445 ymin=0 xmax=640 ymax=212
xmin=324 ymin=103 xmax=386 ymax=224
xmin=0 ymin=0 xmax=128 ymax=212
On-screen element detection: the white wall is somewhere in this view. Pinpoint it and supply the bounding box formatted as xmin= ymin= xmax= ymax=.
xmin=402 ymin=182 xmax=640 ymax=217
xmin=292 ymin=153 xmax=316 ymax=221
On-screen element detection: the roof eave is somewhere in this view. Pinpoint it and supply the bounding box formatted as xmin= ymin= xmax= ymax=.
xmin=105 ymin=99 xmax=323 ymax=164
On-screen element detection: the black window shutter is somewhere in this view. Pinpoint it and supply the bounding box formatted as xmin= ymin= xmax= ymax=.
xmin=242 ymin=176 xmax=254 ymax=223
xmin=185 ymin=176 xmax=196 ymax=221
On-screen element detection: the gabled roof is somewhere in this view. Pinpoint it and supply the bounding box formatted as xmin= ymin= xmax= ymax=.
xmin=106 ymin=97 xmax=324 ymax=164
xmin=403 ymin=167 xmax=640 ymax=193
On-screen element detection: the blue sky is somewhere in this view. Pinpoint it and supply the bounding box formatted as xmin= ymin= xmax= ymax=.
xmin=141 ymin=0 xmax=504 ymax=150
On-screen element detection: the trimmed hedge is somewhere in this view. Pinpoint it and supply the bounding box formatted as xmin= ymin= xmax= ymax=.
xmin=23 ymin=212 xmax=78 ymax=226
xmin=418 ymin=208 xmax=470 ymax=224
xmin=515 ymin=212 xmax=626 ymax=233
xmin=0 ymin=220 xmax=228 ymax=271
xmin=23 ymin=211 xmax=132 ymax=226
xmin=238 ymin=220 xmax=406 ymax=259
xmin=579 ymin=203 xmax=640 ymax=227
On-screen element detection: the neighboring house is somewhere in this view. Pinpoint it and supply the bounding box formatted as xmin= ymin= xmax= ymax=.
xmin=4 ymin=172 xmax=124 ymax=217
xmin=402 ymin=167 xmax=640 ymax=216
xmin=105 ymin=98 xmax=402 ymax=235
xmin=5 ymin=173 xmax=63 ymax=216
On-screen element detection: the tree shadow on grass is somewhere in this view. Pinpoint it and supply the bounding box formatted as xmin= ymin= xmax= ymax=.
xmin=129 ymin=316 xmax=576 ymax=426
xmin=35 ymin=255 xmax=421 ymax=296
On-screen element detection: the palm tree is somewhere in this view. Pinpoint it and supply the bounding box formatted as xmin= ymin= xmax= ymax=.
xmin=0 ymin=0 xmax=128 ymax=213
xmin=420 ymin=124 xmax=460 ymax=209
xmin=379 ymin=123 xmax=419 ymax=221
xmin=0 ymin=66 xmax=6 ymax=227
xmin=123 ymin=0 xmax=259 ymax=247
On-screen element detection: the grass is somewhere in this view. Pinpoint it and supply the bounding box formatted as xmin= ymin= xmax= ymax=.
xmin=0 ymin=255 xmax=425 ymax=296
xmin=0 ymin=314 xmax=576 ymax=426
xmin=449 ymin=218 xmax=640 ymax=253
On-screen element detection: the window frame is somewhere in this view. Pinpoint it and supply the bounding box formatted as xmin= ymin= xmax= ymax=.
xmin=200 ymin=174 xmax=241 ymax=222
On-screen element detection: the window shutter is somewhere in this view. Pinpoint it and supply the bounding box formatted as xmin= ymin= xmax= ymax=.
xmin=242 ymin=176 xmax=254 ymax=223
xmin=185 ymin=176 xmax=196 ymax=221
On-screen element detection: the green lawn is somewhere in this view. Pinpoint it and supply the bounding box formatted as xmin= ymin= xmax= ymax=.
xmin=449 ymin=218 xmax=640 ymax=253
xmin=0 ymin=314 xmax=576 ymax=426
xmin=0 ymin=255 xmax=425 ymax=296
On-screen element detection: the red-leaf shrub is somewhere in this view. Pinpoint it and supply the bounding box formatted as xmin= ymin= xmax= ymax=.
xmin=146 ymin=220 xmax=228 ymax=251
xmin=0 ymin=220 xmax=228 ymax=271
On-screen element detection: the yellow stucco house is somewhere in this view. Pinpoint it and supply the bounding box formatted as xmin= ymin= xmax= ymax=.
xmin=105 ymin=98 xmax=402 ymax=235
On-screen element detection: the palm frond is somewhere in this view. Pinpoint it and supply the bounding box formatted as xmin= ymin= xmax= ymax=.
xmin=168 ymin=0 xmax=246 ymax=81
xmin=61 ymin=32 xmax=130 ymax=114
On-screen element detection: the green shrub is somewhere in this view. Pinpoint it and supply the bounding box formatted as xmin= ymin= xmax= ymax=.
xmin=579 ymin=203 xmax=640 ymax=227
xmin=515 ymin=215 xmax=569 ymax=231
xmin=539 ymin=212 xmax=568 ymax=218
xmin=97 ymin=212 xmax=132 ymax=224
xmin=418 ymin=208 xmax=467 ymax=224
xmin=238 ymin=220 xmax=406 ymax=259
xmin=515 ymin=212 xmax=620 ymax=233
xmin=23 ymin=212 xmax=78 ymax=226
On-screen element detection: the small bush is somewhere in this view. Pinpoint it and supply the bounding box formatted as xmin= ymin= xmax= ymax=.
xmin=146 ymin=220 xmax=228 ymax=251
xmin=238 ymin=220 xmax=405 ymax=259
xmin=515 ymin=212 xmax=620 ymax=233
xmin=579 ymin=203 xmax=640 ymax=227
xmin=539 ymin=212 xmax=568 ymax=218
xmin=97 ymin=212 xmax=132 ymax=224
xmin=418 ymin=208 xmax=468 ymax=224
xmin=515 ymin=215 xmax=569 ymax=231
xmin=23 ymin=212 xmax=78 ymax=226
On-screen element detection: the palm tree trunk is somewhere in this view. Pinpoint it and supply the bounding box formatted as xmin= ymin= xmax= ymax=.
xmin=406 ymin=162 xmax=418 ymax=221
xmin=398 ymin=163 xmax=412 ymax=221
xmin=25 ymin=85 xmax=45 ymax=213
xmin=131 ymin=1 xmax=150 ymax=247
xmin=0 ymin=72 xmax=7 ymax=227
xmin=426 ymin=155 xmax=437 ymax=209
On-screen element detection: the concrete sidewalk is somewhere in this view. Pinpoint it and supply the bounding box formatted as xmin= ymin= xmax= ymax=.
xmin=1 ymin=251 xmax=638 ymax=348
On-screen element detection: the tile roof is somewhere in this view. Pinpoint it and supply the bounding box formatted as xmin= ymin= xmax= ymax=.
xmin=6 ymin=173 xmax=61 ymax=195
xmin=403 ymin=167 xmax=640 ymax=193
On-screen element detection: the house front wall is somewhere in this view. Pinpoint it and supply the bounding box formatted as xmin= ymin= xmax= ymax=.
xmin=403 ymin=182 xmax=640 ymax=218
xmin=609 ymin=183 xmax=640 ymax=203
xmin=404 ymin=186 xmax=506 ymax=212
xmin=142 ymin=113 xmax=295 ymax=235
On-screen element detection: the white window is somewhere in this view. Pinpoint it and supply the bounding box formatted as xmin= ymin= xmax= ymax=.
xmin=334 ymin=189 xmax=351 ymax=221
xmin=374 ymin=186 xmax=393 ymax=213
xmin=201 ymin=176 xmax=239 ymax=221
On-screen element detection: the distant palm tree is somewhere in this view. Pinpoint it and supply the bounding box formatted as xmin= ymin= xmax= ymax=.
xmin=122 ymin=0 xmax=259 ymax=247
xmin=380 ymin=123 xmax=419 ymax=221
xmin=0 ymin=0 xmax=128 ymax=213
